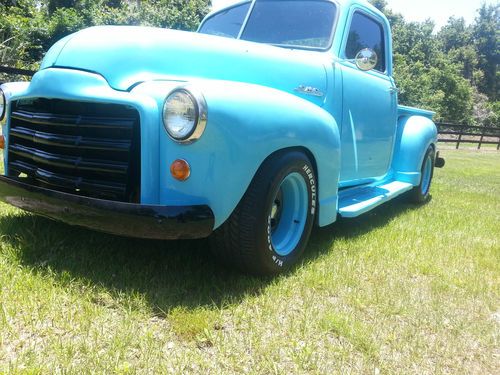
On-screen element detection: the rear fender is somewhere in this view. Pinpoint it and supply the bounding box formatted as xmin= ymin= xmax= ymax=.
xmin=392 ymin=115 xmax=438 ymax=185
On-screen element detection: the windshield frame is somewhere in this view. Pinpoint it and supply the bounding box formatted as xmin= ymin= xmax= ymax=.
xmin=198 ymin=0 xmax=340 ymax=52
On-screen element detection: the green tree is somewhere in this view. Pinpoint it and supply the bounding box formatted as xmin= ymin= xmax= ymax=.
xmin=0 ymin=0 xmax=47 ymax=68
xmin=373 ymin=0 xmax=481 ymax=124
xmin=473 ymin=4 xmax=499 ymax=101
xmin=438 ymin=18 xmax=478 ymax=82
xmin=369 ymin=0 xmax=388 ymax=12
xmin=438 ymin=17 xmax=472 ymax=53
xmin=369 ymin=0 xmax=403 ymax=26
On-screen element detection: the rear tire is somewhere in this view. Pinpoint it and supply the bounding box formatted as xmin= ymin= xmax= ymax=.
xmin=211 ymin=151 xmax=316 ymax=275
xmin=409 ymin=146 xmax=435 ymax=204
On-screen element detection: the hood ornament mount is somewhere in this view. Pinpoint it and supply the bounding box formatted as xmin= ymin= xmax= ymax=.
xmin=294 ymin=85 xmax=324 ymax=97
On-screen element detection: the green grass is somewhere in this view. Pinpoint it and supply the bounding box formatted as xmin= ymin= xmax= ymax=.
xmin=0 ymin=149 xmax=499 ymax=374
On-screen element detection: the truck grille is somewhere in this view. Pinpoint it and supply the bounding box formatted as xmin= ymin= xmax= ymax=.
xmin=7 ymin=98 xmax=141 ymax=203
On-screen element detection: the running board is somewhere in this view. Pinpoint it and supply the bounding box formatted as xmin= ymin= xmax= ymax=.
xmin=338 ymin=181 xmax=414 ymax=218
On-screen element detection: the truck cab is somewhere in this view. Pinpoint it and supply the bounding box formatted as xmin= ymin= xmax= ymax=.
xmin=0 ymin=0 xmax=443 ymax=275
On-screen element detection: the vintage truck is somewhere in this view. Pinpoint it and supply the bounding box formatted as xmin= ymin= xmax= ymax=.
xmin=0 ymin=0 xmax=444 ymax=274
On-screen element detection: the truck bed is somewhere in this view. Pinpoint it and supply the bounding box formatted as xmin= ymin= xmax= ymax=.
xmin=398 ymin=105 xmax=435 ymax=120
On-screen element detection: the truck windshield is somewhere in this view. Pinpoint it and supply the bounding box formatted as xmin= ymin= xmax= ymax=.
xmin=199 ymin=0 xmax=337 ymax=50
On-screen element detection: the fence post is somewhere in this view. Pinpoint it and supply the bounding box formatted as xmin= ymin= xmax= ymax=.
xmin=478 ymin=127 xmax=485 ymax=150
xmin=456 ymin=132 xmax=462 ymax=150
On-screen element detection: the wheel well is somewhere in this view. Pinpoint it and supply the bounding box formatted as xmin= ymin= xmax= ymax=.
xmin=263 ymin=146 xmax=318 ymax=179
xmin=261 ymin=146 xmax=320 ymax=225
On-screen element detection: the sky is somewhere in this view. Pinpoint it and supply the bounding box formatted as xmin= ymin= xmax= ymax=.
xmin=210 ymin=0 xmax=498 ymax=31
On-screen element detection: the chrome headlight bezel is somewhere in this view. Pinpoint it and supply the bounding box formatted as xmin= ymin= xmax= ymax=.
xmin=162 ymin=86 xmax=207 ymax=144
xmin=0 ymin=89 xmax=6 ymax=122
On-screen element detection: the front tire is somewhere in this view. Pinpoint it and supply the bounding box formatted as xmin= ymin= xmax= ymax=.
xmin=211 ymin=151 xmax=316 ymax=275
xmin=409 ymin=146 xmax=435 ymax=204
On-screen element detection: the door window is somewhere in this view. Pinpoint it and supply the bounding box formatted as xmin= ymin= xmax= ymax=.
xmin=345 ymin=12 xmax=386 ymax=73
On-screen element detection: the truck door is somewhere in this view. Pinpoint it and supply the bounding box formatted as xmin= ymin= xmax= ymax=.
xmin=339 ymin=10 xmax=397 ymax=184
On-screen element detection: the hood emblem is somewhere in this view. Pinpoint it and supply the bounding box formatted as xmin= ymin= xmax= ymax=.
xmin=294 ymin=85 xmax=324 ymax=97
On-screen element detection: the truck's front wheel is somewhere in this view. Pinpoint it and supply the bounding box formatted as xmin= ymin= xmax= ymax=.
xmin=212 ymin=151 xmax=316 ymax=275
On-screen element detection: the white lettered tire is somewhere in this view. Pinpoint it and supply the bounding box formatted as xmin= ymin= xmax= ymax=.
xmin=211 ymin=150 xmax=317 ymax=275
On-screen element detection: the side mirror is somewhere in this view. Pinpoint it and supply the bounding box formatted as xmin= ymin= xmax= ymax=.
xmin=354 ymin=48 xmax=378 ymax=71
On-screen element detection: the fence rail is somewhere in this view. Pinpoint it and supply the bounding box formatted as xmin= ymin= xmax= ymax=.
xmin=0 ymin=66 xmax=36 ymax=85
xmin=0 ymin=65 xmax=36 ymax=77
xmin=437 ymin=123 xmax=500 ymax=150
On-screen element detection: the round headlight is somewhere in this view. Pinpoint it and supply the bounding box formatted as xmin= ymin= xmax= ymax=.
xmin=162 ymin=87 xmax=207 ymax=143
xmin=0 ymin=89 xmax=6 ymax=122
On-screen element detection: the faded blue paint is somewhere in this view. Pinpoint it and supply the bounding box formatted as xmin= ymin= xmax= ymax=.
xmin=1 ymin=0 xmax=438 ymax=231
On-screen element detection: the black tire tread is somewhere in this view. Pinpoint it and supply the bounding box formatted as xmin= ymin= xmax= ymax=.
xmin=211 ymin=150 xmax=312 ymax=275
xmin=408 ymin=146 xmax=435 ymax=204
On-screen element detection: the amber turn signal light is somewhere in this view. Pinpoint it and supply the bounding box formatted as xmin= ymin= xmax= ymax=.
xmin=0 ymin=135 xmax=5 ymax=150
xmin=170 ymin=159 xmax=191 ymax=181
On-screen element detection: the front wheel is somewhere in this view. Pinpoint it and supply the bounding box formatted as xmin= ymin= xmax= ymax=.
xmin=211 ymin=151 xmax=316 ymax=275
xmin=409 ymin=146 xmax=435 ymax=204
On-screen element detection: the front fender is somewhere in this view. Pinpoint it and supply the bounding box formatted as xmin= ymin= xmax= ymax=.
xmin=1 ymin=82 xmax=31 ymax=169
xmin=135 ymin=80 xmax=341 ymax=228
xmin=392 ymin=115 xmax=438 ymax=185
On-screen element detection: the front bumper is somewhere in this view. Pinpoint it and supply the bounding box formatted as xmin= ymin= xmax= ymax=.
xmin=0 ymin=176 xmax=214 ymax=240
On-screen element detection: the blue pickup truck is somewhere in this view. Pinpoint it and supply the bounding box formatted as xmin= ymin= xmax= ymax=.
xmin=0 ymin=0 xmax=444 ymax=274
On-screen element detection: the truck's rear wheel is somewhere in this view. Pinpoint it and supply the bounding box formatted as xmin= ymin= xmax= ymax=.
xmin=211 ymin=151 xmax=316 ymax=275
xmin=409 ymin=146 xmax=435 ymax=204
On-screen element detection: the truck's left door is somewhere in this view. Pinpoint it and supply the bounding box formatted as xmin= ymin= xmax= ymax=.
xmin=338 ymin=9 xmax=397 ymax=184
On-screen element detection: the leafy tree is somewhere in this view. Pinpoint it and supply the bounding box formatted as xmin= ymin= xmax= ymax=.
xmin=0 ymin=0 xmax=47 ymax=68
xmin=369 ymin=0 xmax=387 ymax=12
xmin=437 ymin=18 xmax=478 ymax=82
xmin=369 ymin=0 xmax=403 ymax=26
xmin=473 ymin=4 xmax=499 ymax=101
xmin=473 ymin=90 xmax=499 ymax=127
xmin=47 ymin=7 xmax=85 ymax=46
xmin=438 ymin=17 xmax=472 ymax=53
xmin=47 ymin=0 xmax=78 ymax=14
xmin=372 ymin=0 xmax=488 ymax=125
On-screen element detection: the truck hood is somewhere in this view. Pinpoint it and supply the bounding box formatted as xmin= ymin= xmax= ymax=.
xmin=41 ymin=26 xmax=328 ymax=102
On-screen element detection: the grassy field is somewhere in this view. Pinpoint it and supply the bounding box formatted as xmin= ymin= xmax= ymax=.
xmin=0 ymin=149 xmax=498 ymax=374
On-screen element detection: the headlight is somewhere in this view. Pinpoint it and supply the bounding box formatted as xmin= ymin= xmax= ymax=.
xmin=0 ymin=89 xmax=6 ymax=122
xmin=162 ymin=87 xmax=207 ymax=143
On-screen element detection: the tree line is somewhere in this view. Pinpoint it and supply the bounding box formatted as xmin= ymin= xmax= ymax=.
xmin=0 ymin=0 xmax=498 ymax=126
xmin=370 ymin=0 xmax=498 ymax=127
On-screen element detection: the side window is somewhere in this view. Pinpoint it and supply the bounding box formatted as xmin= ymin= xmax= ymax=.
xmin=345 ymin=12 xmax=386 ymax=73
xmin=198 ymin=3 xmax=251 ymax=39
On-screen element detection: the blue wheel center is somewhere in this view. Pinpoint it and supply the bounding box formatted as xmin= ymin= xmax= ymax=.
xmin=269 ymin=172 xmax=308 ymax=256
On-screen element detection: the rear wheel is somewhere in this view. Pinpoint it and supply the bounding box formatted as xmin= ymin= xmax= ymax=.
xmin=211 ymin=151 xmax=316 ymax=275
xmin=409 ymin=146 xmax=435 ymax=203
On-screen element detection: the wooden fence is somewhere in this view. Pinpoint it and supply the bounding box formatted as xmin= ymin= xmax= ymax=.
xmin=437 ymin=123 xmax=500 ymax=150
xmin=0 ymin=66 xmax=36 ymax=78
xmin=0 ymin=66 xmax=36 ymax=86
